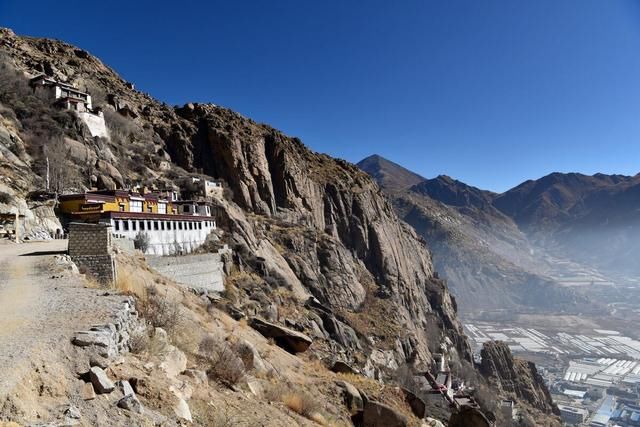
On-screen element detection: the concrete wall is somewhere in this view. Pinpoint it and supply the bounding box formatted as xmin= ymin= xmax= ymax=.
xmin=108 ymin=217 xmax=216 ymax=256
xmin=78 ymin=111 xmax=109 ymax=138
xmin=146 ymin=249 xmax=229 ymax=293
xmin=68 ymin=222 xmax=117 ymax=285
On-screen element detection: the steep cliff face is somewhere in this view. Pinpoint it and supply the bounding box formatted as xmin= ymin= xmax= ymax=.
xmin=0 ymin=28 xmax=471 ymax=372
xmin=480 ymin=341 xmax=559 ymax=417
xmin=162 ymin=103 xmax=472 ymax=365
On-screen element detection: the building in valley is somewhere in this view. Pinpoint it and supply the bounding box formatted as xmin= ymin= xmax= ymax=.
xmin=29 ymin=75 xmax=109 ymax=138
xmin=58 ymin=189 xmax=216 ymax=255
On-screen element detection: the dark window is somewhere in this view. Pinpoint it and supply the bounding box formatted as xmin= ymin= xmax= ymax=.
xmin=161 ymin=221 xmax=165 ymax=231
xmin=140 ymin=221 xmax=145 ymax=231
xmin=198 ymin=222 xmax=202 ymax=230
xmin=183 ymin=205 xmax=190 ymax=213
xmin=123 ymin=221 xmax=129 ymax=231
xmin=132 ymin=221 xmax=137 ymax=231
xmin=148 ymin=221 xmax=152 ymax=229
xmin=119 ymin=204 xmax=125 ymax=212
xmin=114 ymin=221 xmax=120 ymax=231
xmin=154 ymin=221 xmax=159 ymax=230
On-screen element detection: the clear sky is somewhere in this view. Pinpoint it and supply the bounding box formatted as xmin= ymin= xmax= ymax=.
xmin=2 ymin=1 xmax=640 ymax=192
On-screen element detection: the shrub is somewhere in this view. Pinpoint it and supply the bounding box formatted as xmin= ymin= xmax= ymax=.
xmin=129 ymin=327 xmax=150 ymax=354
xmin=133 ymin=231 xmax=150 ymax=253
xmin=0 ymin=191 xmax=12 ymax=204
xmin=199 ymin=335 xmax=245 ymax=387
xmin=137 ymin=287 xmax=182 ymax=334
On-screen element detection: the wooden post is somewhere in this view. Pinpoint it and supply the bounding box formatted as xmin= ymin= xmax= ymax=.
xmin=14 ymin=213 xmax=19 ymax=243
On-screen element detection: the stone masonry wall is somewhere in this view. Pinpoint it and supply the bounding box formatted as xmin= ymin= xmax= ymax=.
xmin=68 ymin=222 xmax=117 ymax=285
xmin=146 ymin=247 xmax=231 ymax=293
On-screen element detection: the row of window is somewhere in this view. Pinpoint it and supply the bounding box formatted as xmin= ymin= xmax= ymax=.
xmin=122 ymin=201 xmax=168 ymax=214
xmin=113 ymin=219 xmax=214 ymax=232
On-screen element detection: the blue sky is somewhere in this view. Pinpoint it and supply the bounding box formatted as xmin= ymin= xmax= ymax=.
xmin=2 ymin=1 xmax=640 ymax=192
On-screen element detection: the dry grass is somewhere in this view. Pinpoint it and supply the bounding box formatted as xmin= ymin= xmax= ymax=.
xmin=81 ymin=272 xmax=102 ymax=289
xmin=266 ymin=383 xmax=324 ymax=423
xmin=115 ymin=269 xmax=146 ymax=296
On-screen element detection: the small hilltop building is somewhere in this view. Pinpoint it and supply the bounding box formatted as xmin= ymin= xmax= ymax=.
xmin=190 ymin=177 xmax=224 ymax=200
xmin=29 ymin=75 xmax=109 ymax=138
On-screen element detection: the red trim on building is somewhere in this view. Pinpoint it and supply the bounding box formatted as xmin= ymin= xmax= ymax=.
xmin=69 ymin=211 xmax=213 ymax=222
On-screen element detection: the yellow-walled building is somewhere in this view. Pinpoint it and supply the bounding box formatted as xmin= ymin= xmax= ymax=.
xmin=58 ymin=190 xmax=175 ymax=217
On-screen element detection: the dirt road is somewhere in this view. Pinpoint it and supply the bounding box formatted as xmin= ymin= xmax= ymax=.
xmin=0 ymin=240 xmax=127 ymax=413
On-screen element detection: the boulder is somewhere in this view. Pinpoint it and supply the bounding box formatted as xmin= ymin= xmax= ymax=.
xmin=64 ymin=405 xmax=81 ymax=420
xmin=117 ymin=394 xmax=143 ymax=414
xmin=331 ymin=360 xmax=359 ymax=375
xmin=362 ymin=401 xmax=408 ymax=427
xmin=73 ymin=331 xmax=111 ymax=348
xmin=235 ymin=339 xmax=267 ymax=373
xmin=423 ymin=418 xmax=446 ymax=427
xmin=184 ymin=369 xmax=208 ymax=384
xmin=81 ymin=382 xmax=96 ymax=400
xmin=89 ymin=366 xmax=115 ymax=394
xmin=118 ymin=380 xmax=135 ymax=396
xmin=173 ymin=397 xmax=192 ymax=422
xmin=246 ymin=377 xmax=264 ymax=397
xmin=159 ymin=346 xmax=187 ymax=378
xmin=89 ymin=354 xmax=109 ymax=369
xmin=336 ymin=380 xmax=363 ymax=414
xmin=249 ymin=317 xmax=312 ymax=353
xmin=320 ymin=312 xmax=361 ymax=349
xmin=63 ymin=405 xmax=81 ymax=426
xmin=402 ymin=387 xmax=427 ymax=419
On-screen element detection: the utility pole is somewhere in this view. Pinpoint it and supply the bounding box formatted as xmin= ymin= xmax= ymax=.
xmin=45 ymin=155 xmax=50 ymax=192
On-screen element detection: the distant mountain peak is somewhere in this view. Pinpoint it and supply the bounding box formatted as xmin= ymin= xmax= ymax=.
xmin=357 ymin=154 xmax=426 ymax=191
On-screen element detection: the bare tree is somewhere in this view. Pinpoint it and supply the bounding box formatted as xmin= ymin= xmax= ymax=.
xmin=41 ymin=137 xmax=73 ymax=194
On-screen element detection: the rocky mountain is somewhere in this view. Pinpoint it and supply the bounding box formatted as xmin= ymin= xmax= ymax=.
xmin=0 ymin=27 xmax=471 ymax=379
xmin=0 ymin=28 xmax=565 ymax=425
xmin=494 ymin=172 xmax=640 ymax=277
xmin=357 ymin=155 xmax=584 ymax=314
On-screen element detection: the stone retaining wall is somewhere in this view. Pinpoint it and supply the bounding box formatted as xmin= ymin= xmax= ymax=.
xmin=146 ymin=246 xmax=231 ymax=293
xmin=72 ymin=296 xmax=138 ymax=357
xmin=68 ymin=222 xmax=117 ymax=285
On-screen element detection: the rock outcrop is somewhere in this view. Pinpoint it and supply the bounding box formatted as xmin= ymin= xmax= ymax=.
xmin=479 ymin=341 xmax=559 ymax=416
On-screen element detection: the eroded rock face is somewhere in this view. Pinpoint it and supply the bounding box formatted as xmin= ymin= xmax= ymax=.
xmin=480 ymin=341 xmax=559 ymax=415
xmin=164 ymin=104 xmax=472 ymax=367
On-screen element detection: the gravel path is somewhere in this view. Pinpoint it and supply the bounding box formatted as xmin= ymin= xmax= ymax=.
xmin=0 ymin=240 xmax=127 ymax=401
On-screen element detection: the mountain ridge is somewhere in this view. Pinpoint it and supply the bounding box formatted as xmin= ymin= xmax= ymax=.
xmin=357 ymin=154 xmax=590 ymax=314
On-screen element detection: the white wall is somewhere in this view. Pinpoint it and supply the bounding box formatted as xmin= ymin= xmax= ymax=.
xmin=78 ymin=111 xmax=109 ymax=138
xmin=109 ymin=218 xmax=216 ymax=256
